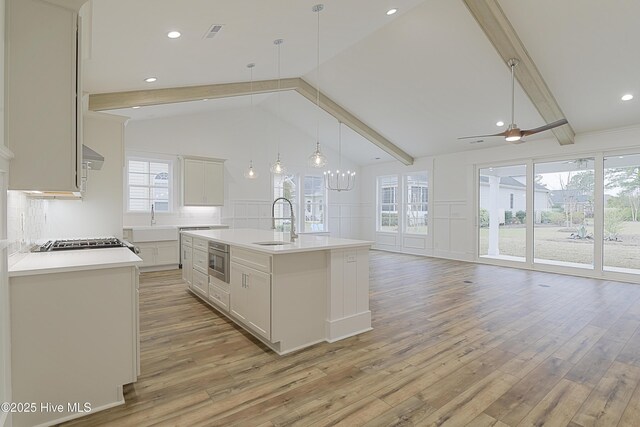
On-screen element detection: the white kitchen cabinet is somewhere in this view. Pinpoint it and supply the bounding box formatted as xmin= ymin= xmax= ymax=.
xmin=136 ymin=244 xmax=156 ymax=268
xmin=230 ymin=261 xmax=271 ymax=340
xmin=6 ymin=0 xmax=83 ymax=191
xmin=135 ymin=241 xmax=179 ymax=268
xmin=9 ymin=266 xmax=138 ymax=426
xmin=181 ymin=240 xmax=193 ymax=286
xmin=182 ymin=157 xmax=225 ymax=206
xmin=192 ymin=269 xmax=208 ymax=297
xmin=208 ymin=281 xmax=230 ymax=312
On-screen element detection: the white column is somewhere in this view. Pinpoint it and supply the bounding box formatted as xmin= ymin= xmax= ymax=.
xmin=488 ymin=175 xmax=500 ymax=256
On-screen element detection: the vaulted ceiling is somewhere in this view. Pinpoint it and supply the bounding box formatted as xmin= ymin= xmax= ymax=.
xmin=88 ymin=0 xmax=640 ymax=164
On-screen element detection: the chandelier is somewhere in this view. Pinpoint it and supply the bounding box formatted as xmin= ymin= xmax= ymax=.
xmin=324 ymin=122 xmax=355 ymax=191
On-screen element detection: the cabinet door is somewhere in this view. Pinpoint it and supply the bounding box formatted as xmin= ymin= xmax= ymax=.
xmin=183 ymin=159 xmax=205 ymax=206
xmin=7 ymin=0 xmax=81 ymax=191
xmin=136 ymin=244 xmax=156 ymax=267
xmin=204 ymin=161 xmax=224 ymax=206
xmin=192 ymin=269 xmax=208 ymax=296
xmin=156 ymin=241 xmax=179 ymax=265
xmin=182 ymin=244 xmax=193 ymax=285
xmin=230 ymin=262 xmax=249 ymax=322
xmin=246 ymin=268 xmax=271 ymax=340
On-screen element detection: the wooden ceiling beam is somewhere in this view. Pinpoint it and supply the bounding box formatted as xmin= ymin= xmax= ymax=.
xmin=88 ymin=78 xmax=300 ymax=111
xmin=295 ymin=79 xmax=414 ymax=165
xmin=88 ymin=78 xmax=414 ymax=165
xmin=463 ymin=0 xmax=575 ymax=145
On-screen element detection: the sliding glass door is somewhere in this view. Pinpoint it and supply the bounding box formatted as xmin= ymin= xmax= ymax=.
xmin=478 ymin=164 xmax=527 ymax=262
xmin=604 ymin=154 xmax=640 ymax=274
xmin=533 ymin=159 xmax=595 ymax=268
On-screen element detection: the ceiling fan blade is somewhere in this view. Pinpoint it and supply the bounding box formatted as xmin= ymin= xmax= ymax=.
xmin=522 ymin=119 xmax=568 ymax=136
xmin=458 ymin=131 xmax=507 ymax=140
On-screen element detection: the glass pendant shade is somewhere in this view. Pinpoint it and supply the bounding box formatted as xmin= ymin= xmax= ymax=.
xmin=244 ymin=160 xmax=258 ymax=179
xmin=270 ymin=153 xmax=286 ymax=175
xmin=308 ymin=4 xmax=328 ymax=169
xmin=308 ymin=142 xmax=328 ymax=167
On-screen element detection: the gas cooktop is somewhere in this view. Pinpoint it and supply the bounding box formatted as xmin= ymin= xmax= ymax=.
xmin=34 ymin=238 xmax=136 ymax=252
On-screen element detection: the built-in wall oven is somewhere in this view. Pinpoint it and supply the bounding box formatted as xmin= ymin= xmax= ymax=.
xmin=209 ymin=241 xmax=230 ymax=283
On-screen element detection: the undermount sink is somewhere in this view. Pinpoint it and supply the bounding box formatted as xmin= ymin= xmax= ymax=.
xmin=253 ymin=241 xmax=290 ymax=246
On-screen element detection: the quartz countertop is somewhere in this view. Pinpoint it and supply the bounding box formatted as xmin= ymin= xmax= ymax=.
xmin=181 ymin=228 xmax=372 ymax=254
xmin=123 ymin=224 xmax=228 ymax=230
xmin=8 ymin=248 xmax=143 ymax=277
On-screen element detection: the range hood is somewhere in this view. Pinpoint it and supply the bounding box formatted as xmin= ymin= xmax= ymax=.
xmin=24 ymin=145 xmax=104 ymax=199
xmin=83 ymin=144 xmax=104 ymax=170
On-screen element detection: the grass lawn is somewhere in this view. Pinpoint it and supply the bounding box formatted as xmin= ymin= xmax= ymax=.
xmin=479 ymin=221 xmax=640 ymax=270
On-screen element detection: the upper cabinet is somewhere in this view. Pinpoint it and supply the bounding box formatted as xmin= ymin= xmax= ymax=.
xmin=6 ymin=0 xmax=83 ymax=191
xmin=182 ymin=157 xmax=225 ymax=206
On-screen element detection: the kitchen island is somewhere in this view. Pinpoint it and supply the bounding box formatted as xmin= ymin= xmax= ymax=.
xmin=181 ymin=228 xmax=372 ymax=354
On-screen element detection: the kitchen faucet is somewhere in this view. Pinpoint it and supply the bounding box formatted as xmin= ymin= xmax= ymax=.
xmin=150 ymin=204 xmax=156 ymax=226
xmin=271 ymin=197 xmax=298 ymax=242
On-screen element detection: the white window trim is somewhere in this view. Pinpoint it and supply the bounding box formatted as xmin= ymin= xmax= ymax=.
xmin=125 ymin=155 xmax=174 ymax=214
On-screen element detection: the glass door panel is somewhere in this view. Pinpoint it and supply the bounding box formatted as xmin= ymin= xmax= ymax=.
xmin=534 ymin=159 xmax=595 ymax=268
xmin=478 ymin=164 xmax=527 ymax=262
xmin=604 ymin=154 xmax=640 ymax=274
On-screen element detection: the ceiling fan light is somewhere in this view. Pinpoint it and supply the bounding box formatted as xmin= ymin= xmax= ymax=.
xmin=505 ymin=135 xmax=521 ymax=142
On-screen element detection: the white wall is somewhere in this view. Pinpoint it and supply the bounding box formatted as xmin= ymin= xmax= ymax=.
xmin=361 ymin=124 xmax=640 ymax=266
xmin=123 ymin=106 xmax=364 ymax=238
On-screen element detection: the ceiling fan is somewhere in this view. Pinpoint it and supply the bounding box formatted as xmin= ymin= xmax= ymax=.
xmin=459 ymin=58 xmax=568 ymax=144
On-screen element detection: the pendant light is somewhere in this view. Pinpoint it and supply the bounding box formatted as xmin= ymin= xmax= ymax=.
xmin=244 ymin=63 xmax=259 ymax=179
xmin=307 ymin=4 xmax=328 ymax=168
xmin=324 ymin=122 xmax=356 ymax=192
xmin=270 ymin=39 xmax=286 ymax=175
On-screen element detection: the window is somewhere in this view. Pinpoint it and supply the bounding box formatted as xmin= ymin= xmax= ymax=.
xmin=303 ymin=176 xmax=326 ymax=232
xmin=273 ymin=174 xmax=297 ymax=232
xmin=273 ymin=174 xmax=327 ymax=232
xmin=127 ymin=158 xmax=172 ymax=212
xmin=378 ymin=176 xmax=399 ymax=232
xmin=405 ymin=174 xmax=428 ymax=234
xmin=510 ymin=193 xmax=514 ymax=209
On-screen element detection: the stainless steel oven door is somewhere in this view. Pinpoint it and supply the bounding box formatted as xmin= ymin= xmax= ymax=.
xmin=208 ymin=247 xmax=229 ymax=283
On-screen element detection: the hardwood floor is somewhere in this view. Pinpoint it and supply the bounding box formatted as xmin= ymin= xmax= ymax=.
xmin=62 ymin=251 xmax=640 ymax=426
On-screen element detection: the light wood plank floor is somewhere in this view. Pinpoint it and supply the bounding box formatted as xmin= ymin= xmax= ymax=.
xmin=63 ymin=251 xmax=640 ymax=426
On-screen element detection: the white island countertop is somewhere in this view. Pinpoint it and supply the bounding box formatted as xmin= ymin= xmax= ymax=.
xmin=123 ymin=224 xmax=228 ymax=230
xmin=9 ymin=248 xmax=143 ymax=277
xmin=181 ymin=228 xmax=372 ymax=254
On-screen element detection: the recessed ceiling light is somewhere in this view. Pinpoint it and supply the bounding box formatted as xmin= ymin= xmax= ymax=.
xmin=496 ymin=121 xmax=504 ymax=126
xmin=386 ymin=8 xmax=398 ymax=15
xmin=132 ymin=106 xmax=141 ymax=109
xmin=621 ymin=94 xmax=634 ymax=101
xmin=144 ymin=77 xmax=157 ymax=83
xmin=167 ymin=31 xmax=181 ymax=39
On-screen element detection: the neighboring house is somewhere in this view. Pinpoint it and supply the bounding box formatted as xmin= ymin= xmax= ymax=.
xmin=479 ymin=176 xmax=551 ymax=223
xmin=549 ymin=189 xmax=594 ymax=216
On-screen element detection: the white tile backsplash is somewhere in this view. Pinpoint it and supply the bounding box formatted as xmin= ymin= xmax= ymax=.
xmin=7 ymin=191 xmax=47 ymax=254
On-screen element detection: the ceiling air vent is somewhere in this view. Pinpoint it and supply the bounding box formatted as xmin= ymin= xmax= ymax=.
xmin=204 ymin=24 xmax=224 ymax=39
